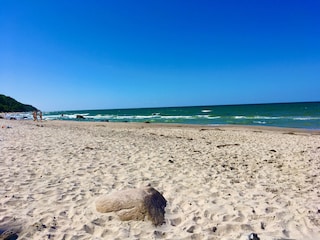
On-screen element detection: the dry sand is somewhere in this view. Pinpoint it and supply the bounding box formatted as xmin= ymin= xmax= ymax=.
xmin=0 ymin=119 xmax=320 ymax=240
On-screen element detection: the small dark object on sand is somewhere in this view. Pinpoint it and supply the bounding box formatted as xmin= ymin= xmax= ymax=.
xmin=248 ymin=232 xmax=260 ymax=240
xmin=0 ymin=229 xmax=19 ymax=240
xmin=217 ymin=143 xmax=240 ymax=148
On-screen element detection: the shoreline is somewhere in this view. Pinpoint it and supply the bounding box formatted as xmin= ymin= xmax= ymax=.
xmin=10 ymin=118 xmax=320 ymax=134
xmin=1 ymin=119 xmax=320 ymax=239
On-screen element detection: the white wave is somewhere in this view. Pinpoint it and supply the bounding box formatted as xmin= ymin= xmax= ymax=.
xmin=43 ymin=114 xmax=63 ymax=120
xmin=231 ymin=115 xmax=320 ymax=121
xmin=43 ymin=112 xmax=91 ymax=120
xmin=196 ymin=115 xmax=221 ymax=119
xmin=292 ymin=117 xmax=320 ymax=120
xmin=132 ymin=115 xmax=159 ymax=119
xmin=62 ymin=113 xmax=90 ymax=119
xmin=201 ymin=109 xmax=212 ymax=113
xmin=91 ymin=114 xmax=222 ymax=121
xmin=253 ymin=116 xmax=282 ymax=120
xmin=253 ymin=121 xmax=267 ymax=124
xmin=2 ymin=112 xmax=33 ymax=120
xmin=234 ymin=116 xmax=282 ymax=120
xmin=161 ymin=116 xmax=194 ymax=119
xmin=110 ymin=115 xmax=162 ymax=120
xmin=90 ymin=114 xmax=115 ymax=120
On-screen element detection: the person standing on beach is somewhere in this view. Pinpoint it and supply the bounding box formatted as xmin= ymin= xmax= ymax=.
xmin=39 ymin=111 xmax=43 ymax=121
xmin=33 ymin=111 xmax=37 ymax=121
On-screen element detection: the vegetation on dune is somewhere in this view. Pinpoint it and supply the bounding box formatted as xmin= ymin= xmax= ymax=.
xmin=0 ymin=94 xmax=37 ymax=112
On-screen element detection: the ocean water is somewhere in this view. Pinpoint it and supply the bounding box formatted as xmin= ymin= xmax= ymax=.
xmin=39 ymin=102 xmax=320 ymax=129
xmin=3 ymin=102 xmax=319 ymax=129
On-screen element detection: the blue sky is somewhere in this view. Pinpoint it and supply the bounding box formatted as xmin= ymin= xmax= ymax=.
xmin=1 ymin=0 xmax=319 ymax=111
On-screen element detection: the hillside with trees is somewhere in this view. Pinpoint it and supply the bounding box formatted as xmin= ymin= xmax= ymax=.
xmin=0 ymin=94 xmax=38 ymax=112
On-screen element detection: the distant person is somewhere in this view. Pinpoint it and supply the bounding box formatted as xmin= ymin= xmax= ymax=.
xmin=39 ymin=111 xmax=43 ymax=121
xmin=33 ymin=111 xmax=37 ymax=121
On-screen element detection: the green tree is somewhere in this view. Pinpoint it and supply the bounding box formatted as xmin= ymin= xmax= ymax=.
xmin=0 ymin=94 xmax=38 ymax=112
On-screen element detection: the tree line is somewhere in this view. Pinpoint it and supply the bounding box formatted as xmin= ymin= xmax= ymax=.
xmin=0 ymin=94 xmax=37 ymax=112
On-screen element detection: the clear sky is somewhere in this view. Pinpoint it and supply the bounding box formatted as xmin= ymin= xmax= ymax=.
xmin=1 ymin=0 xmax=319 ymax=111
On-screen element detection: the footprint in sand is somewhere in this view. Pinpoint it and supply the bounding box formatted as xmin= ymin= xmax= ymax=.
xmin=170 ymin=217 xmax=182 ymax=226
xmin=83 ymin=224 xmax=94 ymax=234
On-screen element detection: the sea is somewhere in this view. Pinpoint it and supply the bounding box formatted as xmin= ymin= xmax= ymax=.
xmin=3 ymin=102 xmax=320 ymax=130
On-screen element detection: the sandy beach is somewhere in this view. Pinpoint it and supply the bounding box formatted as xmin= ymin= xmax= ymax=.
xmin=0 ymin=119 xmax=319 ymax=240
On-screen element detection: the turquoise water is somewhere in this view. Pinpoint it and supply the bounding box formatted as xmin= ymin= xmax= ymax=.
xmin=43 ymin=102 xmax=320 ymax=129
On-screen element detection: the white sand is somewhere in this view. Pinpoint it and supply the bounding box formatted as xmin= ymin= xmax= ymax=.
xmin=0 ymin=119 xmax=320 ymax=240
